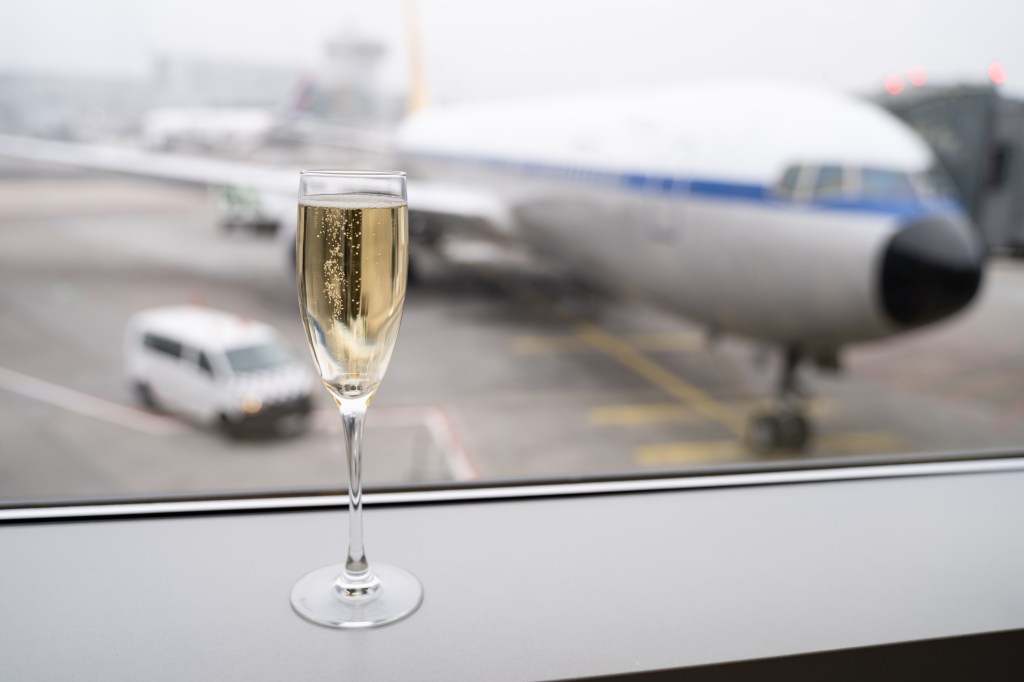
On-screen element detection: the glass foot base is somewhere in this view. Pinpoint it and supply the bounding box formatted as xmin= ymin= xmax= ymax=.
xmin=291 ymin=563 xmax=423 ymax=629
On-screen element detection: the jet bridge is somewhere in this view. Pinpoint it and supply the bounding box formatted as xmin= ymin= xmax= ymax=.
xmin=882 ymin=84 xmax=1024 ymax=255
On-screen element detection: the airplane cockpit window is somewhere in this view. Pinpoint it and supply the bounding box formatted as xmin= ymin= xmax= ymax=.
xmin=811 ymin=164 xmax=846 ymax=199
xmin=860 ymin=168 xmax=918 ymax=200
xmin=0 ymin=1 xmax=1017 ymax=506
xmin=776 ymin=165 xmax=803 ymax=197
xmin=914 ymin=164 xmax=961 ymax=200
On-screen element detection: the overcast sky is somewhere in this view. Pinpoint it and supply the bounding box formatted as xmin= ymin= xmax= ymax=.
xmin=0 ymin=0 xmax=1016 ymax=102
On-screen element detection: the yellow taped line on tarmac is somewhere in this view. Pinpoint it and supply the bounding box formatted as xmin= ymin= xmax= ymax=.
xmin=591 ymin=399 xmax=833 ymax=427
xmin=590 ymin=403 xmax=695 ymax=426
xmin=636 ymin=431 xmax=909 ymax=467
xmin=573 ymin=322 xmax=745 ymax=435
xmin=624 ymin=331 xmax=706 ymax=352
xmin=504 ymin=280 xmax=753 ymax=439
xmin=637 ymin=440 xmax=746 ymax=465
xmin=816 ymin=431 xmax=909 ymax=452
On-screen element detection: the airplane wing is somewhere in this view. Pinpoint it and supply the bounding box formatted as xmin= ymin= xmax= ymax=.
xmin=0 ymin=135 xmax=515 ymax=239
xmin=406 ymin=181 xmax=515 ymax=240
xmin=0 ymin=134 xmax=299 ymax=195
xmin=268 ymin=120 xmax=396 ymax=156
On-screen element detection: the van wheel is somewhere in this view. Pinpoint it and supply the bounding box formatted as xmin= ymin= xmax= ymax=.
xmin=220 ymin=414 xmax=242 ymax=440
xmin=133 ymin=381 xmax=158 ymax=410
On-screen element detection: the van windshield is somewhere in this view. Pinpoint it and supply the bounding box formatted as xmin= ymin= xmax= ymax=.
xmin=225 ymin=344 xmax=292 ymax=373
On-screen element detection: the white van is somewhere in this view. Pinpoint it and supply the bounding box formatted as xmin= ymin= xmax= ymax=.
xmin=124 ymin=306 xmax=315 ymax=437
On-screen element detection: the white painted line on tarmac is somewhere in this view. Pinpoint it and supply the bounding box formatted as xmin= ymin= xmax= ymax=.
xmin=313 ymin=405 xmax=480 ymax=481
xmin=0 ymin=366 xmax=184 ymax=436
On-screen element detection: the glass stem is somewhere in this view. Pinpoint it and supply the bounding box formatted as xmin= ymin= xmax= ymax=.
xmin=339 ymin=396 xmax=373 ymax=587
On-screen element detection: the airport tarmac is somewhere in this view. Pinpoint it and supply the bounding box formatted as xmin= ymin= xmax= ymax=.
xmin=2 ymin=163 xmax=1024 ymax=504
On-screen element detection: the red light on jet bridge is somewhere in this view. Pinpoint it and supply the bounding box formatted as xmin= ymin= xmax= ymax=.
xmin=989 ymin=62 xmax=1007 ymax=85
xmin=908 ymin=66 xmax=928 ymax=87
xmin=884 ymin=73 xmax=906 ymax=95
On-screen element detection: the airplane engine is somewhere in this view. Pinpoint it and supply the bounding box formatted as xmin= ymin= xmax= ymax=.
xmin=879 ymin=213 xmax=984 ymax=329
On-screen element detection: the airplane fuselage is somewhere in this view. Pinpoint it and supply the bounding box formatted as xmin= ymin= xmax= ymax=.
xmin=398 ymin=82 xmax=984 ymax=353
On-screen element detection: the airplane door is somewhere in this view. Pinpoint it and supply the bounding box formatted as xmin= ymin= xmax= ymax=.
xmin=626 ymin=147 xmax=689 ymax=296
xmin=641 ymin=138 xmax=689 ymax=246
xmin=643 ymin=175 xmax=686 ymax=246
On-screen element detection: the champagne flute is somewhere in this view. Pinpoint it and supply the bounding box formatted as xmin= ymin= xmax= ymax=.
xmin=291 ymin=170 xmax=422 ymax=628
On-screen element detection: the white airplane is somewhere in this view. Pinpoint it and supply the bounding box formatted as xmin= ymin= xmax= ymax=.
xmin=0 ymin=80 xmax=984 ymax=451
xmin=142 ymin=106 xmax=277 ymax=153
xmin=139 ymin=75 xmax=397 ymax=156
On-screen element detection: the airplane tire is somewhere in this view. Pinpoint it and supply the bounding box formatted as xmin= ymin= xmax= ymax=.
xmin=776 ymin=412 xmax=811 ymax=451
xmin=745 ymin=411 xmax=812 ymax=453
xmin=220 ymin=414 xmax=243 ymax=440
xmin=133 ymin=381 xmax=159 ymax=410
xmin=745 ymin=414 xmax=780 ymax=454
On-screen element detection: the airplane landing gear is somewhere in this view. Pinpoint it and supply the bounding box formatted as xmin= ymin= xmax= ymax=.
xmin=745 ymin=407 xmax=811 ymax=452
xmin=744 ymin=346 xmax=813 ymax=453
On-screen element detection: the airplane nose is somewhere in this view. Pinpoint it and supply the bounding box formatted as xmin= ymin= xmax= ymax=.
xmin=880 ymin=213 xmax=984 ymax=327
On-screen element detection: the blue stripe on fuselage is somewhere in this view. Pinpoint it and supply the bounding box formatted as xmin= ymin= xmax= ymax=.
xmin=403 ymin=151 xmax=966 ymax=220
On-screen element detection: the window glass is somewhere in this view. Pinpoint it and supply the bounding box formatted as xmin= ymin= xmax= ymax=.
xmin=226 ymin=344 xmax=292 ymax=373
xmin=0 ymin=1 xmax=1015 ymax=506
xmin=777 ymin=166 xmax=802 ymax=195
xmin=198 ymin=352 xmax=214 ymax=376
xmin=861 ymin=169 xmax=917 ymax=200
xmin=915 ymin=164 xmax=960 ymax=199
xmin=881 ymin=88 xmax=996 ymax=215
xmin=143 ymin=334 xmax=183 ymax=359
xmin=989 ymin=144 xmax=1012 ymax=189
xmin=813 ymin=165 xmax=845 ymax=198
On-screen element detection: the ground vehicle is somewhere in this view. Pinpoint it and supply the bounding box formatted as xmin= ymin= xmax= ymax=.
xmin=124 ymin=306 xmax=314 ymax=436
